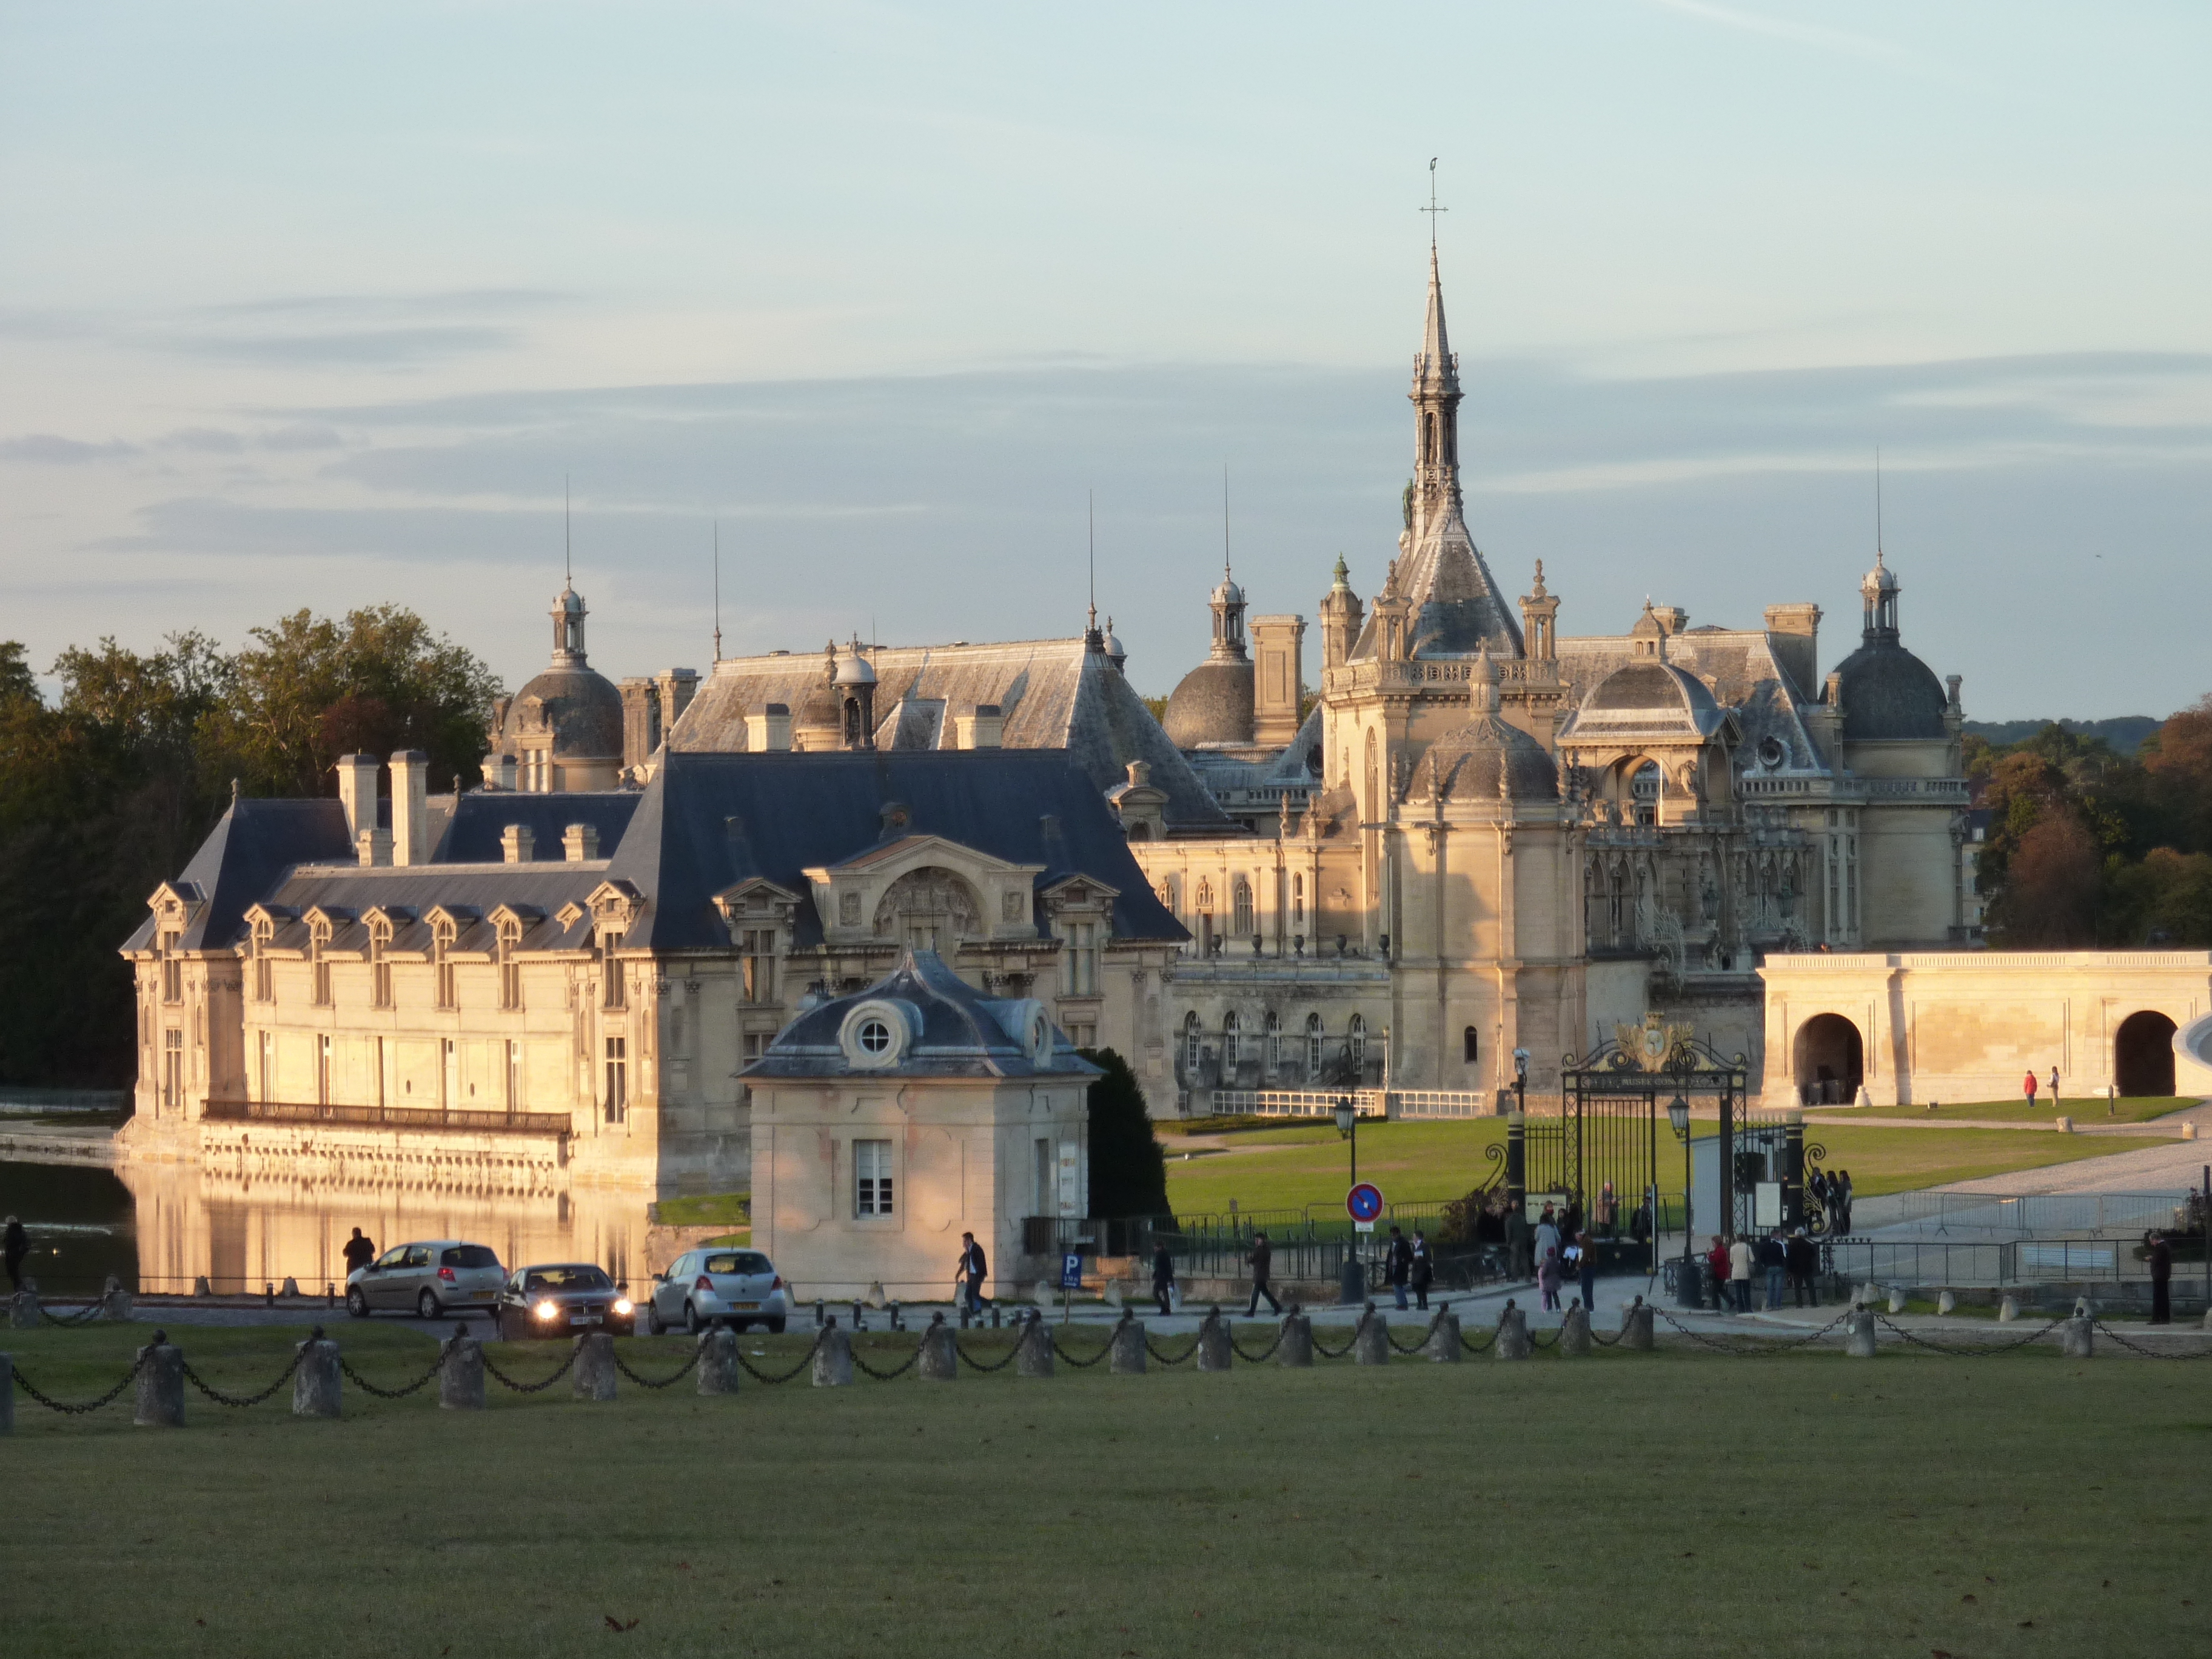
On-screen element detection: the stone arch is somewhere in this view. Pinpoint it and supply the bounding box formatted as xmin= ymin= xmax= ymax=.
xmin=871 ymin=866 xmax=981 ymax=951
xmin=1792 ymin=1013 xmax=1863 ymax=1106
xmin=2114 ymin=1009 xmax=2178 ymax=1097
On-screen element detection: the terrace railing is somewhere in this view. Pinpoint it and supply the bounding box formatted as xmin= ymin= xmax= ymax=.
xmin=203 ymin=1099 xmax=571 ymax=1137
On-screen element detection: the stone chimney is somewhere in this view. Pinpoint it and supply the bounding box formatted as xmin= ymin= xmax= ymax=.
xmin=390 ymin=750 xmax=429 ymax=866
xmin=501 ymin=823 xmax=535 ymax=865
xmin=1763 ymin=603 xmax=1823 ymax=702
xmin=1250 ymin=615 xmax=1307 ymax=747
xmin=563 ymin=822 xmax=600 ymax=863
xmin=335 ymin=753 xmax=378 ymax=846
xmin=953 ymin=703 xmax=1004 ymax=749
xmin=1652 ymin=605 xmax=1689 ymax=637
xmin=481 ymin=752 xmax=518 ymax=791
xmin=745 ymin=703 xmax=793 ymax=752
xmin=355 ymin=826 xmax=392 ymax=868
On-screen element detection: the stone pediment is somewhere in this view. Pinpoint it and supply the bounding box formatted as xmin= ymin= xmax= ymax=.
xmin=803 ymin=834 xmax=1045 ymax=951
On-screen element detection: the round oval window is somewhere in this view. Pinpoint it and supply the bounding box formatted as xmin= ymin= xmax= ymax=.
xmin=857 ymin=1017 xmax=893 ymax=1056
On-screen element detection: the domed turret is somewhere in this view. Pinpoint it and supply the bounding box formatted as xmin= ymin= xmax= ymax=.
xmin=1164 ymin=555 xmax=1256 ymax=748
xmin=1423 ymin=645 xmax=1560 ymax=804
xmin=1828 ymin=551 xmax=1947 ymax=741
xmin=489 ymin=580 xmax=624 ymax=790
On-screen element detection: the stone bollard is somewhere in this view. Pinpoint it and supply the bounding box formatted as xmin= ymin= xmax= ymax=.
xmin=697 ymin=1328 xmax=740 ymax=1395
xmin=1620 ymin=1296 xmax=1655 ymax=1351
xmin=2056 ymin=1114 xmax=2073 ymax=1134
xmin=1887 ymin=1287 xmax=1908 ymax=1315
xmin=8 ymin=1289 xmax=38 ymax=1330
xmin=1108 ymin=1312 xmax=1147 ymax=1374
xmin=1843 ymin=1307 xmax=1878 ymax=1358
xmin=193 ymin=1276 xmax=212 ymax=1298
xmin=292 ymin=1329 xmax=341 ymax=1418
xmin=135 ymin=1330 xmax=186 ymax=1427
xmin=572 ymin=1331 xmax=618 ymax=1401
xmin=1937 ymin=1290 xmax=1957 ymax=1316
xmin=813 ymin=1322 xmax=854 ymax=1387
xmin=439 ymin=1326 xmax=485 ymax=1409
xmin=1999 ymin=1295 xmax=2020 ymax=1323
xmin=0 ymin=1351 xmax=11 ymax=1435
xmin=1276 ymin=1309 xmax=1314 ymax=1367
xmin=1559 ymin=1302 xmax=1593 ymax=1358
xmin=1423 ymin=1306 xmax=1463 ymax=1362
xmin=102 ymin=1275 xmax=133 ymax=1322
xmin=2060 ymin=1315 xmax=2094 ymax=1358
xmin=280 ymin=1276 xmax=300 ymax=1300
xmin=1196 ymin=1308 xmax=1232 ymax=1372
xmin=1354 ymin=1303 xmax=1390 ymax=1366
xmin=1494 ymin=1301 xmax=1532 ymax=1360
xmin=1015 ymin=1312 xmax=1054 ymax=1378
xmin=918 ymin=1315 xmax=959 ymax=1382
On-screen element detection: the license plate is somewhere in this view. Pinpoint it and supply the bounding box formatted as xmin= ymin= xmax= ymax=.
xmin=728 ymin=1301 xmax=759 ymax=1310
xmin=571 ymin=1315 xmax=602 ymax=1326
xmin=469 ymin=1290 xmax=492 ymax=1300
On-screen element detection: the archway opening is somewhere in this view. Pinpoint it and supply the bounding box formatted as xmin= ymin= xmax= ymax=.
xmin=1793 ymin=1014 xmax=1863 ymax=1105
xmin=2114 ymin=1010 xmax=2177 ymax=1097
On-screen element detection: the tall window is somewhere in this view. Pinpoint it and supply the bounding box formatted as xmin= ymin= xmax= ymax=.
xmin=258 ymin=1030 xmax=273 ymax=1102
xmin=603 ymin=1036 xmax=628 ymax=1124
xmin=1222 ymin=1011 xmax=1241 ymax=1069
xmin=854 ymin=1139 xmax=894 ymax=1217
xmin=159 ymin=930 xmax=182 ymax=1004
xmin=433 ymin=920 xmax=457 ymax=1010
xmin=497 ymin=919 xmax=522 ymax=1011
xmin=317 ymin=1034 xmax=332 ymax=1106
xmin=600 ymin=931 xmax=626 ymax=1009
xmin=506 ymin=1039 xmax=521 ymax=1111
xmin=1182 ymin=1011 xmax=1202 ymax=1073
xmin=369 ymin=919 xmax=393 ymax=1009
xmin=1232 ymin=879 xmax=1254 ymax=938
xmin=1292 ymin=873 xmax=1305 ymax=925
xmin=1064 ymin=920 xmax=1098 ymax=997
xmin=1264 ymin=1009 xmax=1283 ymax=1067
xmin=441 ymin=1038 xmax=458 ymax=1108
xmin=309 ymin=920 xmax=332 ymax=1007
xmin=1348 ymin=1013 xmax=1367 ymax=1073
xmin=1463 ymin=1025 xmax=1479 ymax=1066
xmin=161 ymin=1028 xmax=184 ymax=1110
xmin=741 ymin=929 xmax=776 ymax=1004
xmin=1305 ymin=1013 xmax=1324 ymax=1081
xmin=251 ymin=920 xmax=273 ymax=1002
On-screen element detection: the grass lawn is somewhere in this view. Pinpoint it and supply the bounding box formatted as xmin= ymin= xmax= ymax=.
xmin=651 ymin=1191 xmax=750 ymax=1227
xmin=5 ymin=1319 xmax=2208 ymax=1658
xmin=1162 ymin=1119 xmax=2139 ymax=1217
xmin=1812 ymin=1096 xmax=2193 ymax=1126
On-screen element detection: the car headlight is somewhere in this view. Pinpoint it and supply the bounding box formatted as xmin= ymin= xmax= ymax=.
xmin=613 ymin=1298 xmax=633 ymax=1316
xmin=534 ymin=1299 xmax=560 ymax=1320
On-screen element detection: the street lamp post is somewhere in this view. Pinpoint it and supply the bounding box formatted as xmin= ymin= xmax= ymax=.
xmin=1667 ymin=1091 xmax=1697 ymax=1309
xmin=1512 ymin=1048 xmax=1529 ymax=1116
xmin=1333 ymin=1098 xmax=1362 ymax=1304
xmin=1333 ymin=1097 xmax=1358 ymax=1187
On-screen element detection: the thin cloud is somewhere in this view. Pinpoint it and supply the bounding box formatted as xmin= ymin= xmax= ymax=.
xmin=0 ymin=434 xmax=139 ymax=464
xmin=1639 ymin=0 xmax=1917 ymax=69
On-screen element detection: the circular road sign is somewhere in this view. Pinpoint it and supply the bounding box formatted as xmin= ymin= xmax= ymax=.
xmin=1346 ymin=1182 xmax=1384 ymax=1223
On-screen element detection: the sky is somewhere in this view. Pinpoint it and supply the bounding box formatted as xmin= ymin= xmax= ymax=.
xmin=2 ymin=2 xmax=2208 ymax=720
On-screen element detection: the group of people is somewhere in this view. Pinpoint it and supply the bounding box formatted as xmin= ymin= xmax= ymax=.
xmin=1808 ymin=1167 xmax=1855 ymax=1235
xmin=2022 ymin=1066 xmax=2062 ymax=1107
xmin=1704 ymin=1228 xmax=1823 ymax=1310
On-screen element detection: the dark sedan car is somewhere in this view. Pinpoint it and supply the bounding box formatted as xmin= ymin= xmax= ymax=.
xmin=494 ymin=1262 xmax=636 ymax=1339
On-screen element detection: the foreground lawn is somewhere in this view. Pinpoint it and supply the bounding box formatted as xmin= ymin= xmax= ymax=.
xmin=5 ymin=1320 xmax=2208 ymax=1658
xmin=1161 ymin=1118 xmax=2135 ymax=1218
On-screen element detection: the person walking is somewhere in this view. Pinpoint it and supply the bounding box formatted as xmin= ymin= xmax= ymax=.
xmin=1760 ymin=1227 xmax=1788 ymax=1310
xmin=1534 ymin=1206 xmax=1563 ymax=1275
xmin=2023 ymin=1068 xmax=2039 ymax=1108
xmin=2048 ymin=1066 xmax=2062 ymax=1110
xmin=341 ymin=1227 xmax=377 ymax=1278
xmin=956 ymin=1231 xmax=988 ymax=1318
xmin=1728 ymin=1233 xmax=1754 ymax=1313
xmin=1410 ymin=1230 xmax=1433 ymax=1311
xmin=1835 ymin=1170 xmax=1855 ymax=1234
xmin=1537 ymin=1245 xmax=1563 ymax=1312
xmin=1384 ymin=1225 xmax=1413 ymax=1310
xmin=1785 ymin=1228 xmax=1818 ymax=1307
xmin=1575 ymin=1229 xmax=1598 ymax=1312
xmin=1150 ymin=1241 xmax=1176 ymax=1318
xmin=1245 ymin=1231 xmax=1282 ymax=1318
xmin=1706 ymin=1235 xmax=1731 ymax=1312
xmin=3 ymin=1214 xmax=27 ymax=1290
xmin=2147 ymin=1230 xmax=2173 ymax=1326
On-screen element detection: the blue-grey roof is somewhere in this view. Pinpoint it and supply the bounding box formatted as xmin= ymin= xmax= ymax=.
xmin=123 ymin=798 xmax=355 ymax=952
xmin=607 ymin=749 xmax=1190 ymax=952
xmin=433 ymin=791 xmax=641 ymax=863
xmin=743 ymin=948 xmax=1104 ymax=1081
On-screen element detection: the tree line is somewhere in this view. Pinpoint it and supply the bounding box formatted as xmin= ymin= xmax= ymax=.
xmin=0 ymin=610 xmax=500 ymax=1087
xmin=1968 ymin=698 xmax=2212 ymax=947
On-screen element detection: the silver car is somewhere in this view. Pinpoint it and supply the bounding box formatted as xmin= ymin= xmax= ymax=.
xmin=344 ymin=1239 xmax=504 ymax=1321
xmin=646 ymin=1248 xmax=790 ymax=1334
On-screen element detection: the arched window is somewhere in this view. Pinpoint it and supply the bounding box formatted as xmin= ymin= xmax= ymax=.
xmin=1222 ymin=1011 xmax=1241 ymax=1069
xmin=1348 ymin=1013 xmax=1367 ymax=1073
xmin=1305 ymin=1013 xmax=1324 ymax=1081
xmin=1463 ymin=1025 xmax=1478 ymax=1065
xmin=497 ymin=917 xmax=523 ymax=1011
xmin=368 ymin=916 xmax=394 ymax=1010
xmin=432 ymin=916 xmax=458 ymax=1010
xmin=1263 ymin=1009 xmax=1282 ymax=1067
xmin=1182 ymin=1011 xmax=1202 ymax=1073
xmin=1363 ymin=729 xmax=1378 ymax=822
xmin=1232 ymin=877 xmax=1254 ymax=937
xmin=1292 ymin=872 xmax=1305 ymax=925
xmin=1196 ymin=878 xmax=1214 ymax=913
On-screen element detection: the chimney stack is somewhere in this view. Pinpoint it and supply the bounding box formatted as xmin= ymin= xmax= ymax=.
xmin=1250 ymin=615 xmax=1307 ymax=747
xmin=953 ymin=703 xmax=1004 ymax=749
xmin=335 ymin=753 xmax=378 ymax=846
xmin=390 ymin=750 xmax=429 ymax=866
xmin=745 ymin=703 xmax=793 ymax=752
xmin=1763 ymin=603 xmax=1823 ymax=702
xmin=563 ymin=822 xmax=600 ymax=863
xmin=501 ymin=823 xmax=535 ymax=865
xmin=355 ymin=827 xmax=392 ymax=868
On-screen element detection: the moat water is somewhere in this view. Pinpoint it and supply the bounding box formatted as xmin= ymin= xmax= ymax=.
xmin=0 ymin=1154 xmax=654 ymax=1295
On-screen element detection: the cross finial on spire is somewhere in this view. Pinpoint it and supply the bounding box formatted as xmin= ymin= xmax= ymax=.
xmin=1423 ymin=158 xmax=1447 ymax=252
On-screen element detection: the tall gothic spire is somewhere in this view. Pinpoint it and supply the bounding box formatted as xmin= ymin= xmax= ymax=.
xmin=1415 ymin=247 xmax=1459 ymax=398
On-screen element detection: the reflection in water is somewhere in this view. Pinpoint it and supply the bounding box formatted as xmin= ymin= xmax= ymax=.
xmin=0 ymin=1156 xmax=653 ymax=1295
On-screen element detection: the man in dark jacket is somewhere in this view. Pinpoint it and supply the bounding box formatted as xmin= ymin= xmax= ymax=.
xmin=956 ymin=1232 xmax=988 ymax=1317
xmin=1506 ymin=1208 xmax=1533 ymax=1279
xmin=2147 ymin=1230 xmax=2173 ymax=1326
xmin=1410 ymin=1230 xmax=1434 ymax=1310
xmin=1758 ymin=1228 xmax=1788 ymax=1310
xmin=1385 ymin=1225 xmax=1413 ymax=1310
xmin=1150 ymin=1241 xmax=1175 ymax=1318
xmin=1784 ymin=1228 xmax=1818 ymax=1307
xmin=4 ymin=1215 xmax=27 ymax=1290
xmin=1245 ymin=1232 xmax=1281 ymax=1318
xmin=341 ymin=1227 xmax=377 ymax=1277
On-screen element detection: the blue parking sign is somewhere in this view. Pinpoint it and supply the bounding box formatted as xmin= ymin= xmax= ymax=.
xmin=1060 ymin=1252 xmax=1084 ymax=1290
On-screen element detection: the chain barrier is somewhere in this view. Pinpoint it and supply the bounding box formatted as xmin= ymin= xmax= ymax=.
xmin=1872 ymin=1313 xmax=2067 ymax=1358
xmin=1229 ymin=1324 xmax=1285 ymax=1364
xmin=1048 ymin=1331 xmax=1113 ymax=1369
xmin=1459 ymin=1322 xmax=1501 ymax=1355
xmin=12 ymin=1355 xmax=145 ymax=1415
xmin=731 ymin=1329 xmax=827 ymax=1384
xmin=610 ymin=1344 xmax=704 ymax=1390
xmin=954 ymin=1332 xmax=1025 ymax=1373
xmin=1144 ymin=1335 xmax=1200 ymax=1366
xmin=38 ymin=1301 xmax=110 ymax=1329
xmin=181 ymin=1349 xmax=302 ymax=1409
xmin=1307 ymin=1308 xmax=1367 ymax=1361
xmin=483 ymin=1346 xmax=578 ymax=1394
xmin=2088 ymin=1319 xmax=2212 ymax=1361
xmin=1654 ymin=1305 xmax=1855 ymax=1356
xmin=1529 ymin=1325 xmax=1560 ymax=1350
xmin=852 ymin=1336 xmax=925 ymax=1381
xmin=337 ymin=1354 xmax=440 ymax=1399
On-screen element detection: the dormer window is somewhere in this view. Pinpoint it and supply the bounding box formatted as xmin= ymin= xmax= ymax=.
xmin=740 ymin=929 xmax=777 ymax=1004
xmin=497 ymin=917 xmax=523 ymax=1011
xmin=432 ymin=916 xmax=457 ymax=1010
xmin=250 ymin=917 xmax=273 ymax=1003
xmin=159 ymin=929 xmax=183 ymax=1004
xmin=599 ymin=929 xmax=625 ymax=1009
xmin=308 ymin=917 xmax=333 ymax=1007
xmin=369 ymin=916 xmax=394 ymax=1009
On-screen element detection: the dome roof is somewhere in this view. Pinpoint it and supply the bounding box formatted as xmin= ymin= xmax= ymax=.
xmin=1829 ymin=639 xmax=1947 ymax=741
xmin=508 ymin=665 xmax=623 ymax=759
xmin=1425 ymin=712 xmax=1560 ymax=803
xmin=1162 ymin=658 xmax=1255 ymax=748
xmin=1573 ymin=660 xmax=1728 ymax=737
xmin=793 ymin=680 xmax=841 ymax=739
xmin=1211 ymin=575 xmax=1245 ymax=608
xmin=554 ymin=582 xmax=586 ymax=617
xmin=834 ymin=650 xmax=877 ymax=687
xmin=1862 ymin=551 xmax=1899 ymax=597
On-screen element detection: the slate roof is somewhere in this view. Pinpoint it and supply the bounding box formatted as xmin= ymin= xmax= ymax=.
xmin=432 ymin=790 xmax=642 ymax=864
xmin=1351 ymin=508 xmax=1526 ymax=661
xmin=602 ymin=749 xmax=1191 ymax=953
xmin=1556 ymin=629 xmax=1822 ymax=773
xmin=122 ymin=798 xmax=355 ymax=952
xmin=743 ymin=948 xmax=1104 ymax=1081
xmin=1827 ymin=638 xmax=1949 ymax=742
xmin=666 ymin=636 xmax=1233 ymax=831
xmin=255 ymin=866 xmax=604 ymax=956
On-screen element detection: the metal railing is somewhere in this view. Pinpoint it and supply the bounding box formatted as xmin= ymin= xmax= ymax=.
xmin=203 ymin=1099 xmax=571 ymax=1136
xmin=1822 ymin=1235 xmax=2161 ymax=1285
xmin=1207 ymin=1089 xmax=1388 ymax=1120
xmin=1882 ymin=1189 xmax=2193 ymax=1238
